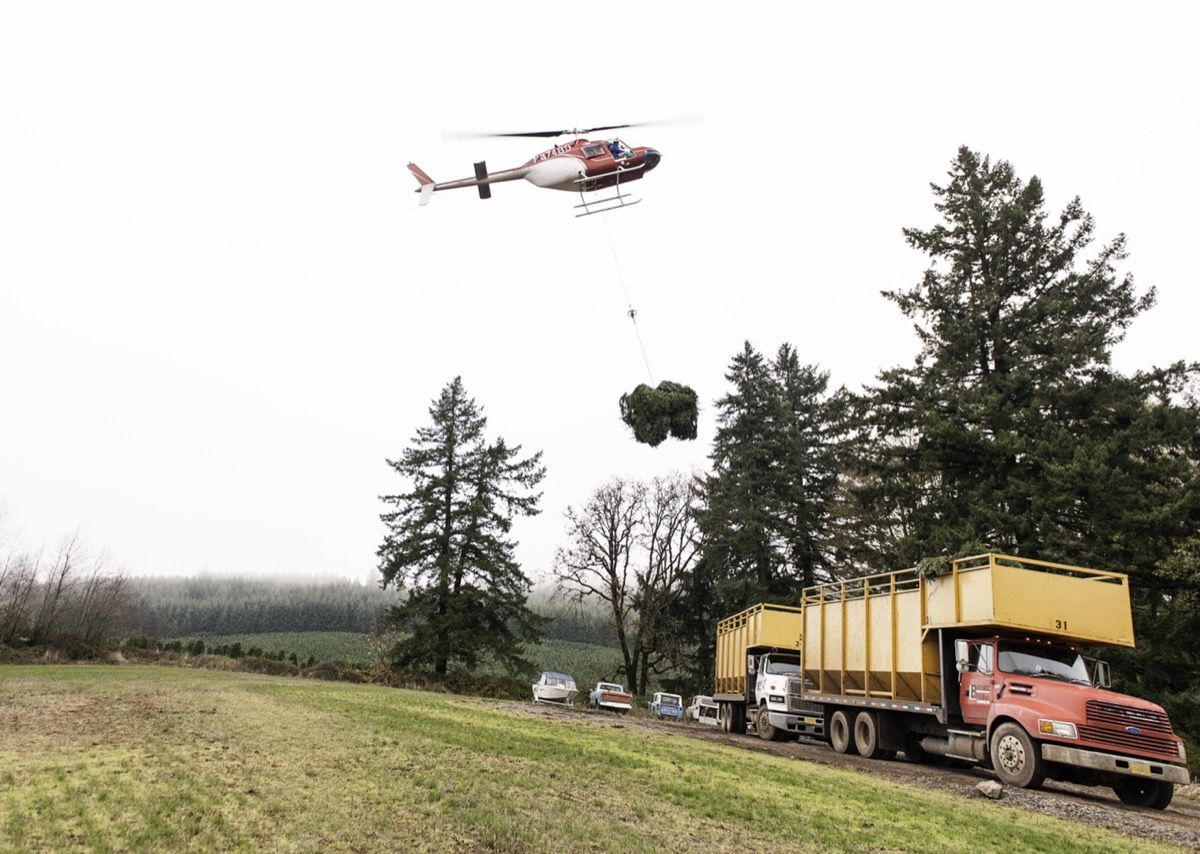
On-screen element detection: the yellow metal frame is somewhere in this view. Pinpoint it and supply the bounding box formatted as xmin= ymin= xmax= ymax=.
xmin=715 ymin=603 xmax=803 ymax=696
xmin=796 ymin=553 xmax=1136 ymax=705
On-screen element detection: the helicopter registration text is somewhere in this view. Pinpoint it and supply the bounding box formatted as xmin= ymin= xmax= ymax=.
xmin=533 ymin=142 xmax=573 ymax=162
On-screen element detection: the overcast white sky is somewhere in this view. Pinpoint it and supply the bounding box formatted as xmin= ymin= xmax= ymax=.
xmin=2 ymin=2 xmax=1197 ymax=584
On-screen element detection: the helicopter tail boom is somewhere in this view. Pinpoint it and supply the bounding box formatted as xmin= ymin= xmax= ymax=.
xmin=407 ymin=160 xmax=531 ymax=205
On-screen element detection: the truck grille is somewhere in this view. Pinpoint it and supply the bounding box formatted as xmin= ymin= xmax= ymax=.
xmin=1080 ymin=700 xmax=1177 ymax=760
xmin=1077 ymin=725 xmax=1178 ymax=759
xmin=1085 ymin=701 xmax=1174 ymax=736
xmin=787 ymin=685 xmax=821 ymax=715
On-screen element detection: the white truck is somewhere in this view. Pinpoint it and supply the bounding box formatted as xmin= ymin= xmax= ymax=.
xmin=713 ymin=604 xmax=824 ymax=740
xmin=686 ymin=695 xmax=719 ymax=725
xmin=588 ymin=682 xmax=633 ymax=713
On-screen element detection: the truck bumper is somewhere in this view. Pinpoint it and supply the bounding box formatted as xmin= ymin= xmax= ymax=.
xmin=1042 ymin=744 xmax=1190 ymax=785
xmin=769 ymin=711 xmax=824 ymax=736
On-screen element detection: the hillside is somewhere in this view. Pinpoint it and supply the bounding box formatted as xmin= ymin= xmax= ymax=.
xmin=0 ymin=665 xmax=1178 ymax=852
xmin=167 ymin=632 xmax=626 ymax=693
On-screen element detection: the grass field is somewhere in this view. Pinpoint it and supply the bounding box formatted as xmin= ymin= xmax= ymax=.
xmin=171 ymin=632 xmax=626 ymax=692
xmin=0 ymin=665 xmax=1174 ymax=852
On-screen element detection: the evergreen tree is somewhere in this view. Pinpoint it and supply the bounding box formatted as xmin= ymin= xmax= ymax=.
xmin=677 ymin=342 xmax=844 ymax=685
xmin=855 ymin=145 xmax=1198 ymax=569
xmin=697 ymin=342 xmax=844 ymax=595
xmin=377 ymin=377 xmax=546 ymax=675
xmin=853 ymin=147 xmax=1200 ymax=722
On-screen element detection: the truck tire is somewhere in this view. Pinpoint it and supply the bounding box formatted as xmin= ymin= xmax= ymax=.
xmin=853 ymin=711 xmax=889 ymax=759
xmin=829 ymin=710 xmax=852 ymax=754
xmin=756 ymin=705 xmax=781 ymax=741
xmin=989 ymin=722 xmax=1046 ymax=789
xmin=1113 ymin=778 xmax=1174 ymax=810
xmin=731 ymin=703 xmax=747 ymax=735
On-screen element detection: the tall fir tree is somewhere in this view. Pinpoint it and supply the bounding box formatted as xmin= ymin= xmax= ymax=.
xmin=677 ymin=342 xmax=844 ymax=685
xmin=377 ymin=377 xmax=546 ymax=675
xmin=853 ymin=147 xmax=1200 ymax=729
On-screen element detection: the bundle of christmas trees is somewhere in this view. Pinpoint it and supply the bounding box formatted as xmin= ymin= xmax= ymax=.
xmin=619 ymin=381 xmax=698 ymax=447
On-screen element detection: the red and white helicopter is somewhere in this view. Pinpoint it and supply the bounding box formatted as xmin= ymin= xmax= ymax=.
xmin=407 ymin=123 xmax=662 ymax=217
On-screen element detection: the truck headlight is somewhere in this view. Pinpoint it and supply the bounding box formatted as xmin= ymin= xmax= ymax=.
xmin=1037 ymin=719 xmax=1077 ymax=739
xmin=1179 ymin=741 xmax=1188 ymax=761
xmin=769 ymin=695 xmax=785 ymax=704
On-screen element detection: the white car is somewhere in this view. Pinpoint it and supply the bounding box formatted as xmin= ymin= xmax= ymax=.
xmin=686 ymin=695 xmax=719 ymax=725
xmin=532 ymin=671 xmax=578 ymax=705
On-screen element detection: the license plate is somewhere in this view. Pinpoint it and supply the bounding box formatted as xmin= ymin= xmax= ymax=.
xmin=803 ymin=717 xmax=819 ymax=725
xmin=1129 ymin=762 xmax=1152 ymax=777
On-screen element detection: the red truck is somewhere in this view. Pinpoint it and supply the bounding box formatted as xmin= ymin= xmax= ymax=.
xmin=715 ymin=554 xmax=1190 ymax=808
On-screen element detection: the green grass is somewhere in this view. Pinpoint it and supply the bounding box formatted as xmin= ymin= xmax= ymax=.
xmin=0 ymin=665 xmax=1177 ymax=853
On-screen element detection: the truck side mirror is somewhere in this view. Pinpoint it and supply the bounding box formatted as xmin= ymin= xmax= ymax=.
xmin=954 ymin=639 xmax=969 ymax=673
xmin=1094 ymin=660 xmax=1111 ymax=689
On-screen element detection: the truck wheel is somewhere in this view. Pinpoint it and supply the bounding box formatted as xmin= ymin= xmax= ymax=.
xmin=731 ymin=703 xmax=747 ymax=735
xmin=829 ymin=710 xmax=852 ymax=754
xmin=989 ymin=722 xmax=1046 ymax=789
xmin=853 ymin=711 xmax=888 ymax=759
xmin=1113 ymin=778 xmax=1174 ymax=810
xmin=756 ymin=705 xmax=781 ymax=741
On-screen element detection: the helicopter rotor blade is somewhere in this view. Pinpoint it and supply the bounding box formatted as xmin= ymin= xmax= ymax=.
xmin=444 ymin=116 xmax=698 ymax=141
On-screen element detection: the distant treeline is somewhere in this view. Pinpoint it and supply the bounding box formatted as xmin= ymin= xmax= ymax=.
xmin=131 ymin=576 xmax=618 ymax=646
xmin=131 ymin=577 xmax=397 ymax=636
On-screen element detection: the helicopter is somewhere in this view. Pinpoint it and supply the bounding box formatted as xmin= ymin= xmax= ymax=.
xmin=407 ymin=123 xmax=662 ymax=217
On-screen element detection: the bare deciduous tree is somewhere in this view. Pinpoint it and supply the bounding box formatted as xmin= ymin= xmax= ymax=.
xmin=0 ymin=523 xmax=135 ymax=649
xmin=553 ymin=473 xmax=700 ymax=696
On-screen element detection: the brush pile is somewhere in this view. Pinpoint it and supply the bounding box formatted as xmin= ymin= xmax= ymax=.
xmin=619 ymin=381 xmax=699 ymax=447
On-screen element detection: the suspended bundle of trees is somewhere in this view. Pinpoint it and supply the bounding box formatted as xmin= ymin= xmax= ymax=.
xmin=619 ymin=381 xmax=699 ymax=446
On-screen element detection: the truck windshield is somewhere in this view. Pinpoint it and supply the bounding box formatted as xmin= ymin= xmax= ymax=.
xmin=660 ymin=695 xmax=681 ymax=706
xmin=997 ymin=645 xmax=1092 ymax=685
xmin=764 ymin=657 xmax=801 ymax=675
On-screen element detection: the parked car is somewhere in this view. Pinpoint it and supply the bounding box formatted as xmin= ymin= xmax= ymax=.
xmin=685 ymin=694 xmax=719 ymax=725
xmin=588 ymin=682 xmax=633 ymax=712
xmin=649 ymin=692 xmax=684 ymax=720
xmin=532 ymin=671 xmax=578 ymax=706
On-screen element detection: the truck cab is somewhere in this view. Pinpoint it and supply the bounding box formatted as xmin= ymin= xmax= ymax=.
xmin=713 ymin=604 xmax=825 ymax=742
xmin=954 ymin=636 xmax=1187 ymax=807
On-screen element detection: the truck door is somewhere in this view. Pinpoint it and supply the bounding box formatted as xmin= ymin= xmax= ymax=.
xmin=956 ymin=640 xmax=995 ymax=725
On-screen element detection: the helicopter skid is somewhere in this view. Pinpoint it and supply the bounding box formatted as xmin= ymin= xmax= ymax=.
xmin=574 ymin=191 xmax=641 ymax=218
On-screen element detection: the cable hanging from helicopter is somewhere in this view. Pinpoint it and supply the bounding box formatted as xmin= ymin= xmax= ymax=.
xmin=595 ymin=210 xmax=699 ymax=448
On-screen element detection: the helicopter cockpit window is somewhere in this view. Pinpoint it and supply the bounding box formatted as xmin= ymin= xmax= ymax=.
xmin=582 ymin=143 xmax=605 ymax=159
xmin=606 ymin=139 xmax=633 ymax=160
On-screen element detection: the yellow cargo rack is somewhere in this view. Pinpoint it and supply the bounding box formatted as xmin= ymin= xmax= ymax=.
xmin=715 ymin=603 xmax=802 ymax=696
xmin=799 ymin=553 xmax=1134 ymax=705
